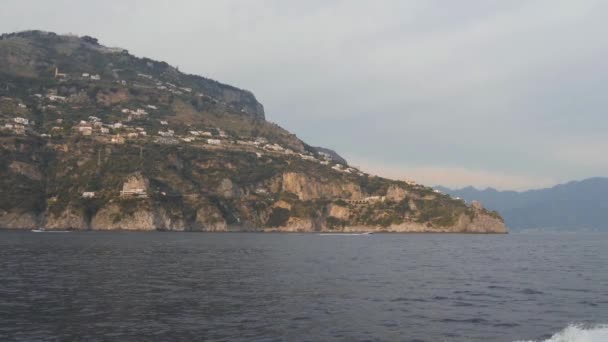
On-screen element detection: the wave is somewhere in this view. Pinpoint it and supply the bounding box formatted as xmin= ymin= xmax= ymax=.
xmin=516 ymin=324 xmax=608 ymax=342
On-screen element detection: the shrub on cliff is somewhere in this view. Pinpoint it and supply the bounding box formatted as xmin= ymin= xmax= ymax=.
xmin=266 ymin=208 xmax=290 ymax=227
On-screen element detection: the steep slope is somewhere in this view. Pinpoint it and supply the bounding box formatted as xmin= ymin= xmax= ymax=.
xmin=437 ymin=178 xmax=608 ymax=231
xmin=0 ymin=31 xmax=506 ymax=233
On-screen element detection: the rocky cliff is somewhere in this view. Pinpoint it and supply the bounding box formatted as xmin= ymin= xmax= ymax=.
xmin=0 ymin=31 xmax=506 ymax=233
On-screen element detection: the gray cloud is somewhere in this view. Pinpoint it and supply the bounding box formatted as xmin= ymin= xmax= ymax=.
xmin=2 ymin=0 xmax=607 ymax=189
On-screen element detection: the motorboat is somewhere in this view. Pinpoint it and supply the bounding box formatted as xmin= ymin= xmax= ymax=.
xmin=319 ymin=232 xmax=374 ymax=236
xmin=32 ymin=228 xmax=70 ymax=233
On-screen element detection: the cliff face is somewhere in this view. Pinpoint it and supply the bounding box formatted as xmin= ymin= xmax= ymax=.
xmin=0 ymin=31 xmax=507 ymax=233
xmin=278 ymin=172 xmax=363 ymax=201
xmin=0 ymin=135 xmax=506 ymax=233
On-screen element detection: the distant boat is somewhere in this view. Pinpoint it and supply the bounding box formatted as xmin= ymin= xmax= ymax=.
xmin=31 ymin=228 xmax=70 ymax=233
xmin=319 ymin=232 xmax=373 ymax=236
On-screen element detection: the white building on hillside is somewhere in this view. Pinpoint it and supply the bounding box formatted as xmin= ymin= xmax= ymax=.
xmin=82 ymin=192 xmax=96 ymax=198
xmin=14 ymin=117 xmax=29 ymax=125
xmin=48 ymin=95 xmax=66 ymax=102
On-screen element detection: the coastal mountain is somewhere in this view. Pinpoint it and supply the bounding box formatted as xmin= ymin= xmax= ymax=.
xmin=436 ymin=178 xmax=608 ymax=231
xmin=0 ymin=30 xmax=506 ymax=233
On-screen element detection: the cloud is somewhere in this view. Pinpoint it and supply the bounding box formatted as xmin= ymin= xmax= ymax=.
xmin=553 ymin=139 xmax=608 ymax=168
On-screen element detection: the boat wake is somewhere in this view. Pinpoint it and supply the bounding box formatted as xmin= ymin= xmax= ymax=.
xmin=319 ymin=232 xmax=373 ymax=236
xmin=517 ymin=324 xmax=608 ymax=342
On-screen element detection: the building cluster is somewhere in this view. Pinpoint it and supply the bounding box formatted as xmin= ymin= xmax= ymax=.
xmin=1 ymin=90 xmax=366 ymax=179
xmin=1 ymin=105 xmax=365 ymax=176
xmin=54 ymin=67 xmax=101 ymax=81
xmin=189 ymin=130 xmax=213 ymax=137
xmin=53 ymin=64 xmax=253 ymax=117
xmin=66 ymin=114 xmax=150 ymax=145
xmin=347 ymin=196 xmax=387 ymax=205
xmin=135 ymin=72 xmax=254 ymax=114
xmin=137 ymin=73 xmax=194 ymax=97
xmin=81 ymin=73 xmax=101 ymax=81
xmin=120 ymin=188 xmax=148 ymax=198
xmin=82 ymin=192 xmax=96 ymax=198
xmin=2 ymin=116 xmax=30 ymax=135
xmin=121 ymin=107 xmax=150 ymax=121
xmin=0 ymin=96 xmax=32 ymax=135
xmin=331 ymin=163 xmax=364 ymax=176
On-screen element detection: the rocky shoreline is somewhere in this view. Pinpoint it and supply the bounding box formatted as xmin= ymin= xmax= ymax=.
xmin=0 ymin=212 xmax=507 ymax=234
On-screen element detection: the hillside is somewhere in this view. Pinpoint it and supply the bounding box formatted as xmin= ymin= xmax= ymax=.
xmin=436 ymin=178 xmax=608 ymax=231
xmin=0 ymin=31 xmax=506 ymax=233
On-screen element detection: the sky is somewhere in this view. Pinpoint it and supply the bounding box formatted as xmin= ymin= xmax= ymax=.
xmin=1 ymin=0 xmax=607 ymax=190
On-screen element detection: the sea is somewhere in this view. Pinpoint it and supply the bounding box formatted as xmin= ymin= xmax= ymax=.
xmin=0 ymin=231 xmax=606 ymax=342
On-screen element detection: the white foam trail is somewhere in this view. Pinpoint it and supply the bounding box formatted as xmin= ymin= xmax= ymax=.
xmin=516 ymin=324 xmax=608 ymax=342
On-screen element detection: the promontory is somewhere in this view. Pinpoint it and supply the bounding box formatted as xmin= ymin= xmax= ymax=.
xmin=0 ymin=31 xmax=506 ymax=233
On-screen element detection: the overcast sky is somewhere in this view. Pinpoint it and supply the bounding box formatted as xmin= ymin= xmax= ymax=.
xmin=2 ymin=0 xmax=607 ymax=190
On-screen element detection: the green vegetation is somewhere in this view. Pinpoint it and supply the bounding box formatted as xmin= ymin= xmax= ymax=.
xmin=359 ymin=175 xmax=390 ymax=195
xmin=326 ymin=216 xmax=346 ymax=230
xmin=266 ymin=207 xmax=290 ymax=227
xmin=414 ymin=196 xmax=468 ymax=227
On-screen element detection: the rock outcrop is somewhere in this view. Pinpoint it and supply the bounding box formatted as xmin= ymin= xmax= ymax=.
xmin=91 ymin=204 xmax=155 ymax=231
xmin=44 ymin=207 xmax=87 ymax=230
xmin=0 ymin=210 xmax=40 ymax=229
xmin=9 ymin=161 xmax=42 ymax=181
xmin=386 ymin=185 xmax=408 ymax=201
xmin=279 ymin=172 xmax=362 ymax=201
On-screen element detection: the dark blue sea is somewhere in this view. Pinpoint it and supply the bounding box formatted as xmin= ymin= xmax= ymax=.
xmin=0 ymin=231 xmax=606 ymax=341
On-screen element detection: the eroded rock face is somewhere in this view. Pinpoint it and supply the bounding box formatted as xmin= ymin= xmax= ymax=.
xmin=460 ymin=212 xmax=508 ymax=234
xmin=273 ymin=197 xmax=506 ymax=233
xmin=122 ymin=173 xmax=149 ymax=194
xmin=328 ymin=204 xmax=350 ymax=221
xmin=221 ymin=88 xmax=265 ymax=121
xmin=9 ymin=161 xmax=42 ymax=180
xmin=0 ymin=210 xmax=40 ymax=229
xmin=217 ymin=178 xmax=241 ymax=199
xmin=280 ymin=172 xmax=362 ymax=201
xmin=91 ymin=203 xmax=156 ymax=231
xmin=44 ymin=207 xmax=87 ymax=230
xmin=386 ymin=185 xmax=408 ymax=201
xmin=264 ymin=217 xmax=316 ymax=232
xmin=338 ymin=212 xmax=507 ymax=234
xmin=471 ymin=201 xmax=484 ymax=210
xmin=151 ymin=207 xmax=186 ymax=231
xmin=0 ymin=115 xmax=504 ymax=235
xmin=408 ymin=199 xmax=418 ymax=211
xmin=273 ymin=200 xmax=292 ymax=210
xmin=195 ymin=204 xmax=227 ymax=232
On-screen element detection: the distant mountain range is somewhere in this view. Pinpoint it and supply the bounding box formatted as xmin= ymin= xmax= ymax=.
xmin=436 ymin=178 xmax=608 ymax=231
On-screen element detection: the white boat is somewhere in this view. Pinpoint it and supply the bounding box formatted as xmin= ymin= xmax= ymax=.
xmin=32 ymin=228 xmax=70 ymax=233
xmin=319 ymin=232 xmax=374 ymax=236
